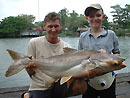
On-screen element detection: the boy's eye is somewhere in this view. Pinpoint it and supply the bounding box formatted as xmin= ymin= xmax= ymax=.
xmin=96 ymin=14 xmax=102 ymax=17
xmin=89 ymin=14 xmax=102 ymax=18
xmin=89 ymin=15 xmax=94 ymax=18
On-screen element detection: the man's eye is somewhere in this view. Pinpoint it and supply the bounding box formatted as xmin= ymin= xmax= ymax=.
xmin=54 ymin=25 xmax=59 ymax=28
xmin=48 ymin=25 xmax=59 ymax=28
xmin=48 ymin=25 xmax=53 ymax=28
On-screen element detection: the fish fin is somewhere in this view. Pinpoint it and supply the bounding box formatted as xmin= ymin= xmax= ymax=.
xmin=81 ymin=60 xmax=92 ymax=67
xmin=67 ymin=78 xmax=73 ymax=88
xmin=5 ymin=49 xmax=29 ymax=77
xmin=60 ymin=76 xmax=72 ymax=85
xmin=5 ymin=64 xmax=25 ymax=77
xmin=63 ymin=47 xmax=77 ymax=54
xmin=81 ymin=60 xmax=97 ymax=70
xmin=7 ymin=49 xmax=26 ymax=60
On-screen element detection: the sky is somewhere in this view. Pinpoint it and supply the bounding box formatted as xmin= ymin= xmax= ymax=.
xmin=0 ymin=0 xmax=130 ymax=22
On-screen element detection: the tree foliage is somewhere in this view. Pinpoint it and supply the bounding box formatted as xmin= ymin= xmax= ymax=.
xmin=111 ymin=4 xmax=130 ymax=36
xmin=58 ymin=8 xmax=69 ymax=31
xmin=18 ymin=14 xmax=35 ymax=29
xmin=58 ymin=8 xmax=89 ymax=36
xmin=0 ymin=14 xmax=35 ymax=37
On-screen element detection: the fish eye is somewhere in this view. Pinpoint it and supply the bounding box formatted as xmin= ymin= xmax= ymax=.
xmin=113 ymin=63 xmax=118 ymax=66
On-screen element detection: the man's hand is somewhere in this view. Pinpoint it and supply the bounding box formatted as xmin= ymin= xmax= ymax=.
xmin=26 ymin=60 xmax=37 ymax=77
xmin=26 ymin=62 xmax=36 ymax=69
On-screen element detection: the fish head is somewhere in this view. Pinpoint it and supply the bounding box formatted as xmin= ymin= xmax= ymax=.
xmin=97 ymin=58 xmax=126 ymax=72
xmin=88 ymin=52 xmax=126 ymax=72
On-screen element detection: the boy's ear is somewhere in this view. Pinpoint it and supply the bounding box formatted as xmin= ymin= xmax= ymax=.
xmin=86 ymin=16 xmax=89 ymax=21
xmin=102 ymin=15 xmax=106 ymax=20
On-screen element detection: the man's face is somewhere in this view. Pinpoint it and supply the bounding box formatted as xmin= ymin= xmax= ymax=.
xmin=43 ymin=19 xmax=62 ymax=39
xmin=86 ymin=9 xmax=105 ymax=28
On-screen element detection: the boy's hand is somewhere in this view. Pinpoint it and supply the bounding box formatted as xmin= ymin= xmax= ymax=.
xmin=98 ymin=49 xmax=106 ymax=53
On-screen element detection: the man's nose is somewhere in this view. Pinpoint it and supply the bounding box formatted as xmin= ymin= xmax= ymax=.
xmin=51 ymin=26 xmax=56 ymax=31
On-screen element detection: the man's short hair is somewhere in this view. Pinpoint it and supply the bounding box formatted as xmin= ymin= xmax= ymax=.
xmin=44 ymin=12 xmax=61 ymax=24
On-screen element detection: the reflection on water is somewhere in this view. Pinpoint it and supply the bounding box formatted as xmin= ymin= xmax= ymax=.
xmin=0 ymin=37 xmax=130 ymax=88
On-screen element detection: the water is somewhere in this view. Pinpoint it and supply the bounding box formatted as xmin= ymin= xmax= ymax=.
xmin=0 ymin=37 xmax=130 ymax=88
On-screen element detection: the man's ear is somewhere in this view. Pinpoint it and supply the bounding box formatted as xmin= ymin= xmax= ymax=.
xmin=43 ymin=24 xmax=46 ymax=30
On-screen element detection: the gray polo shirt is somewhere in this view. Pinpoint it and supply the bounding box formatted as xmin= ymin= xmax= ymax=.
xmin=78 ymin=28 xmax=120 ymax=90
xmin=78 ymin=28 xmax=120 ymax=54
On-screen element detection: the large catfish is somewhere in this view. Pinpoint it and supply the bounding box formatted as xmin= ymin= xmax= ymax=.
xmin=5 ymin=48 xmax=126 ymax=84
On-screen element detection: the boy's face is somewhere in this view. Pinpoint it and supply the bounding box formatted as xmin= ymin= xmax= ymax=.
xmin=86 ymin=9 xmax=105 ymax=28
xmin=43 ymin=19 xmax=62 ymax=39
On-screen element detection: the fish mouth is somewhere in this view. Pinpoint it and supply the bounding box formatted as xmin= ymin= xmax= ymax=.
xmin=117 ymin=60 xmax=126 ymax=68
xmin=121 ymin=63 xmax=126 ymax=68
xmin=5 ymin=72 xmax=9 ymax=77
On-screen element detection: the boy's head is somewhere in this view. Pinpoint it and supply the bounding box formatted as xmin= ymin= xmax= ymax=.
xmin=84 ymin=4 xmax=104 ymax=16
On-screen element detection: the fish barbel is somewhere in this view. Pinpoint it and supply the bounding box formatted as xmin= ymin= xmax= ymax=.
xmin=5 ymin=48 xmax=126 ymax=84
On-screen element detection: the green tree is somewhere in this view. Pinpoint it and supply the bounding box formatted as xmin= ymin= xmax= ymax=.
xmin=0 ymin=16 xmax=27 ymax=37
xmin=78 ymin=14 xmax=89 ymax=27
xmin=58 ymin=8 xmax=89 ymax=36
xmin=18 ymin=14 xmax=35 ymax=30
xmin=111 ymin=4 xmax=130 ymax=36
xmin=0 ymin=14 xmax=35 ymax=38
xmin=111 ymin=5 xmax=125 ymax=28
xmin=68 ymin=10 xmax=79 ymax=34
xmin=122 ymin=4 xmax=130 ymax=29
xmin=103 ymin=16 xmax=110 ymax=29
xmin=58 ymin=8 xmax=69 ymax=32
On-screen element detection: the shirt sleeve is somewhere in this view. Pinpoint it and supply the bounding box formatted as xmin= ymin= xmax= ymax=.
xmin=78 ymin=35 xmax=83 ymax=50
xmin=63 ymin=41 xmax=71 ymax=48
xmin=27 ymin=38 xmax=36 ymax=58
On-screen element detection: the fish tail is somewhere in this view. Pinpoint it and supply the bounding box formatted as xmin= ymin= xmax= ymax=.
xmin=7 ymin=49 xmax=28 ymax=60
xmin=5 ymin=49 xmax=29 ymax=77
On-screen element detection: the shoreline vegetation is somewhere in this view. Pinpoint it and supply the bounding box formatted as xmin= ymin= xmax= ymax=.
xmin=0 ymin=4 xmax=130 ymax=38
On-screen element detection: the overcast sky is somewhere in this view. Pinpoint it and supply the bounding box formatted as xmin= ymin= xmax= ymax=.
xmin=0 ymin=0 xmax=130 ymax=22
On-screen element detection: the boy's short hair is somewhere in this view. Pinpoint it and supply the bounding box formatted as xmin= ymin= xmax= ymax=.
xmin=44 ymin=12 xmax=61 ymax=24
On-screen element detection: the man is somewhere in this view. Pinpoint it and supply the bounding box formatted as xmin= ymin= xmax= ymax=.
xmin=78 ymin=4 xmax=120 ymax=98
xmin=24 ymin=12 xmax=70 ymax=98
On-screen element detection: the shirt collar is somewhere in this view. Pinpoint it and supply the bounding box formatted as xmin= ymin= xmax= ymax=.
xmin=88 ymin=28 xmax=108 ymax=37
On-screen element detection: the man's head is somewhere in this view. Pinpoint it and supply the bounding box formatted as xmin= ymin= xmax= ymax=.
xmin=44 ymin=12 xmax=61 ymax=24
xmin=43 ymin=12 xmax=62 ymax=43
